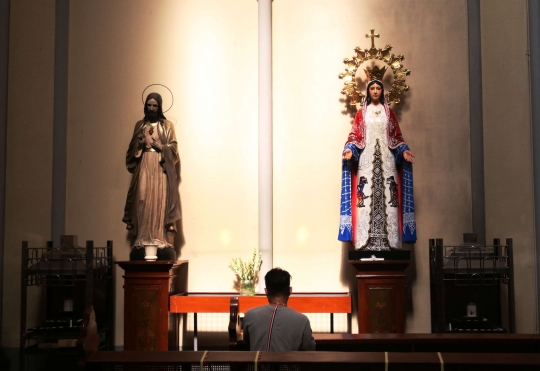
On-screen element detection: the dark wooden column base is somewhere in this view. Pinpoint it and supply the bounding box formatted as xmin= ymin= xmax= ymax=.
xmin=349 ymin=258 xmax=414 ymax=333
xmin=116 ymin=261 xmax=187 ymax=351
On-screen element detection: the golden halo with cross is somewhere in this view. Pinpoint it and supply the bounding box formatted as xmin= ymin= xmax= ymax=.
xmin=338 ymin=29 xmax=410 ymax=107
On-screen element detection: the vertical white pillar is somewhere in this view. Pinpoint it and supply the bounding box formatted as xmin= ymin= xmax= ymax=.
xmin=258 ymin=0 xmax=273 ymax=291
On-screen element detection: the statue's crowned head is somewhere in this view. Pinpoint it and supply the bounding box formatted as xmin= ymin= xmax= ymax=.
xmin=144 ymin=92 xmax=167 ymax=122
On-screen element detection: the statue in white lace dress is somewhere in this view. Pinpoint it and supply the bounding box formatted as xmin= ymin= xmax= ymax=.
xmin=339 ymin=80 xmax=416 ymax=250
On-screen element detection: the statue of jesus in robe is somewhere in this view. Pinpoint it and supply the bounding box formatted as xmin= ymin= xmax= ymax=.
xmin=123 ymin=92 xmax=181 ymax=260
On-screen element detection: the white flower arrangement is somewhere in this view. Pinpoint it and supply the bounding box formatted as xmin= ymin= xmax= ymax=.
xmin=228 ymin=248 xmax=262 ymax=282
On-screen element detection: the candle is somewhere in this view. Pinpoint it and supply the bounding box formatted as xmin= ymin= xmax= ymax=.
xmin=63 ymin=299 xmax=73 ymax=312
xmin=467 ymin=303 xmax=477 ymax=317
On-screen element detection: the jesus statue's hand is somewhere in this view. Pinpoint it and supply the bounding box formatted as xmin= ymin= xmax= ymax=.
xmin=151 ymin=138 xmax=163 ymax=151
xmin=342 ymin=149 xmax=353 ymax=160
xmin=403 ymin=150 xmax=415 ymax=163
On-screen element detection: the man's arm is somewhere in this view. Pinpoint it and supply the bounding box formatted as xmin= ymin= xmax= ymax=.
xmin=301 ymin=320 xmax=316 ymax=351
xmin=242 ymin=313 xmax=250 ymax=350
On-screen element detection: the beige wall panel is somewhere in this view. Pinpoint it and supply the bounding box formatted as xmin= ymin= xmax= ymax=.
xmin=481 ymin=0 xmax=537 ymax=333
xmin=273 ymin=0 xmax=471 ymax=332
xmin=2 ymin=0 xmax=55 ymax=347
xmin=66 ymin=0 xmax=258 ymax=344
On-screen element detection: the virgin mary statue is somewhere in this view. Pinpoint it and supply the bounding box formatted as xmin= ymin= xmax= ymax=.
xmin=338 ymin=78 xmax=416 ymax=250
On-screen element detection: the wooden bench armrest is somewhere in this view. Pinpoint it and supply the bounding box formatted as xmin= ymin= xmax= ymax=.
xmin=228 ymin=296 xmax=240 ymax=349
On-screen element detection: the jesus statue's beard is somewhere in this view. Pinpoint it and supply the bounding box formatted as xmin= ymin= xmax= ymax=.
xmin=147 ymin=111 xmax=158 ymax=122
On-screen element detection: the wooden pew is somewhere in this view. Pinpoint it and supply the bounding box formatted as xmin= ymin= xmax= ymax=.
xmin=85 ymin=350 xmax=540 ymax=370
xmin=314 ymin=333 xmax=540 ymax=353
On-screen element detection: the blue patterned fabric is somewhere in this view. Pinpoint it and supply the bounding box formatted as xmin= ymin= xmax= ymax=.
xmin=338 ymin=144 xmax=416 ymax=244
xmin=392 ymin=145 xmax=417 ymax=243
xmin=338 ymin=144 xmax=360 ymax=242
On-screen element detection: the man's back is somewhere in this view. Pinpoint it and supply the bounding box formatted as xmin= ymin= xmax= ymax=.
xmin=242 ymin=304 xmax=316 ymax=351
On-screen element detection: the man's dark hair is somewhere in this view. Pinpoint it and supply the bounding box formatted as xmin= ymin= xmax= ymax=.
xmin=144 ymin=92 xmax=167 ymax=121
xmin=265 ymin=268 xmax=291 ymax=297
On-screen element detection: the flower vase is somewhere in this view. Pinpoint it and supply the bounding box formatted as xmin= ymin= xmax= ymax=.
xmin=240 ymin=280 xmax=255 ymax=296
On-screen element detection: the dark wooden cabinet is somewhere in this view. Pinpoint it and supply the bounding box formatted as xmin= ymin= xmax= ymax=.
xmin=349 ymin=259 xmax=414 ymax=333
xmin=19 ymin=239 xmax=114 ymax=371
xmin=116 ymin=260 xmax=187 ymax=351
xmin=429 ymin=238 xmax=515 ymax=333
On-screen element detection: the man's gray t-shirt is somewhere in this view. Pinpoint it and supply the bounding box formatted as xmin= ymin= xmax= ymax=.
xmin=242 ymin=304 xmax=316 ymax=351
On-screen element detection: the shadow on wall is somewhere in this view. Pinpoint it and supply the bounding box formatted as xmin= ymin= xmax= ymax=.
xmin=404 ymin=243 xmax=416 ymax=314
xmin=392 ymin=88 xmax=412 ymax=124
xmin=339 ymin=242 xmax=358 ymax=333
xmin=340 ymin=96 xmax=357 ymax=121
xmin=174 ymin=157 xmax=186 ymax=257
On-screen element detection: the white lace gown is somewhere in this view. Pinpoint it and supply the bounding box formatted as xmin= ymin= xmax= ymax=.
xmin=355 ymin=104 xmax=401 ymax=250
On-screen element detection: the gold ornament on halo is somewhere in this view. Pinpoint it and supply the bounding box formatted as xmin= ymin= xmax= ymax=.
xmin=338 ymin=29 xmax=410 ymax=107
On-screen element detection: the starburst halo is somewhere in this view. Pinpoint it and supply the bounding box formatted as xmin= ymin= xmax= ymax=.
xmin=338 ymin=30 xmax=410 ymax=108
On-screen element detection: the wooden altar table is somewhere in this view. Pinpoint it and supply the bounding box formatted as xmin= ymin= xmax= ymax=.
xmin=169 ymin=292 xmax=351 ymax=350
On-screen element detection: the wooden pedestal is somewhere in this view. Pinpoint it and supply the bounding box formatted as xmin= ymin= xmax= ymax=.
xmin=349 ymin=260 xmax=414 ymax=333
xmin=116 ymin=261 xmax=187 ymax=351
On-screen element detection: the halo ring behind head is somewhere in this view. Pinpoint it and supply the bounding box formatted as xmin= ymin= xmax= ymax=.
xmin=142 ymin=84 xmax=174 ymax=113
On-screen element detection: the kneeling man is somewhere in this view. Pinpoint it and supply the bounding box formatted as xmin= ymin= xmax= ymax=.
xmin=242 ymin=268 xmax=316 ymax=351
